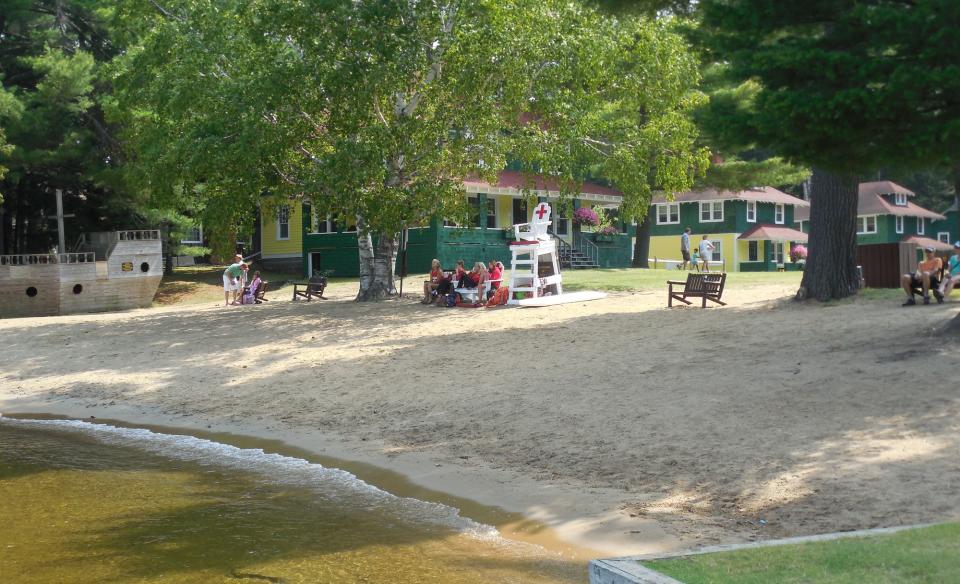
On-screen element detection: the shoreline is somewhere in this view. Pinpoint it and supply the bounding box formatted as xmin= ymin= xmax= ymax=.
xmin=0 ymin=400 xmax=670 ymax=559
xmin=4 ymin=285 xmax=958 ymax=563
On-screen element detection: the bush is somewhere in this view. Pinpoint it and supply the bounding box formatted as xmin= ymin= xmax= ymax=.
xmin=598 ymin=225 xmax=620 ymax=235
xmin=790 ymin=244 xmax=808 ymax=262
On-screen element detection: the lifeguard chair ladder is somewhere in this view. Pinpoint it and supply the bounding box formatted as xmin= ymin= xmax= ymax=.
xmin=507 ymin=202 xmax=563 ymax=305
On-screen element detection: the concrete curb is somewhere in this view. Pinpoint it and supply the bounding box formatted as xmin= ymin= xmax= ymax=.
xmin=588 ymin=522 xmax=940 ymax=583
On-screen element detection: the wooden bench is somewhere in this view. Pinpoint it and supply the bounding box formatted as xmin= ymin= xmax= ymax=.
xmin=668 ymin=273 xmax=727 ymax=308
xmin=293 ymin=275 xmax=327 ymax=301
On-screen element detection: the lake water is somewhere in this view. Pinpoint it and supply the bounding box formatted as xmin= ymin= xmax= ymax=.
xmin=0 ymin=416 xmax=583 ymax=583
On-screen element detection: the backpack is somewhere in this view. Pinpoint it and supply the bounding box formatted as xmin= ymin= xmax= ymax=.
xmin=445 ymin=293 xmax=458 ymax=307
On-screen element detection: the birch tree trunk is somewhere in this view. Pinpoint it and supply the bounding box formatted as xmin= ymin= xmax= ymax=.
xmin=796 ymin=168 xmax=861 ymax=301
xmin=355 ymin=216 xmax=400 ymax=301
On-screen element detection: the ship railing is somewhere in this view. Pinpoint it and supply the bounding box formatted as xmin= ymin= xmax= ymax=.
xmin=117 ymin=230 xmax=161 ymax=241
xmin=0 ymin=252 xmax=96 ymax=266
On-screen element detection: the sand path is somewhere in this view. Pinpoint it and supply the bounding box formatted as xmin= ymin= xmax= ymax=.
xmin=3 ymin=282 xmax=959 ymax=556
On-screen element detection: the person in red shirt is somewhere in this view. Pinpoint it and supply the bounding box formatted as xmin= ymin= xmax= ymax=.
xmin=487 ymin=260 xmax=503 ymax=298
xmin=422 ymin=258 xmax=444 ymax=304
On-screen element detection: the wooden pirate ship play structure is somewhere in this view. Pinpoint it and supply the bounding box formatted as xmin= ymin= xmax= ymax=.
xmin=0 ymin=192 xmax=162 ymax=318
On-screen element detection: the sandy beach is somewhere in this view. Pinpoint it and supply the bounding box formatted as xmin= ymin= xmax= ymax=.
xmin=3 ymin=279 xmax=960 ymax=558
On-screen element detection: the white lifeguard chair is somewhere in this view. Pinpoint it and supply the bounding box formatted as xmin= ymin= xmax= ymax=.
xmin=507 ymin=202 xmax=563 ymax=305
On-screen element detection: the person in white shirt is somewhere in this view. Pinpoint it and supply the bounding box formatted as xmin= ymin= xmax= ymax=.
xmin=698 ymin=236 xmax=715 ymax=272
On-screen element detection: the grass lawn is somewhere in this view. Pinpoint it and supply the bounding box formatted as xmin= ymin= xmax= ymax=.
xmin=559 ymin=267 xmax=802 ymax=292
xmin=155 ymin=266 xmax=357 ymax=306
xmin=644 ymin=523 xmax=960 ymax=584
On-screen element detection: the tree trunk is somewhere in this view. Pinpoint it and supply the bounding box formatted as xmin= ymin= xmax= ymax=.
xmin=355 ymin=216 xmax=398 ymax=301
xmin=796 ymin=167 xmax=861 ymax=301
xmin=632 ymin=214 xmax=651 ymax=268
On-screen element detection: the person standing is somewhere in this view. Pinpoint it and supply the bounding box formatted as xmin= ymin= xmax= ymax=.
xmin=699 ymin=235 xmax=715 ymax=272
xmin=679 ymin=227 xmax=692 ymax=270
xmin=223 ymin=261 xmax=248 ymax=306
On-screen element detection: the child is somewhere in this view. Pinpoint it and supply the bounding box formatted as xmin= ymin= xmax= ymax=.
xmin=242 ymin=271 xmax=262 ymax=304
xmin=691 ymin=250 xmax=700 ymax=272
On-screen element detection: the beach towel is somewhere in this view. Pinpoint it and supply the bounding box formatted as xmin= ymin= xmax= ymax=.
xmin=485 ymin=285 xmax=510 ymax=307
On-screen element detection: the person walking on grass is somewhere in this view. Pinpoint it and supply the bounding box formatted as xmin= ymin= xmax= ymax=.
xmin=698 ymin=235 xmax=715 ymax=272
xmin=679 ymin=227 xmax=692 ymax=270
xmin=223 ymin=261 xmax=248 ymax=307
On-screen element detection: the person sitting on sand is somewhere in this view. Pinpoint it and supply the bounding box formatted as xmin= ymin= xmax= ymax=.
xmin=422 ymin=259 xmax=444 ymax=304
xmin=242 ymin=271 xmax=262 ymax=305
xmin=901 ymin=247 xmax=943 ymax=305
xmin=223 ymin=261 xmax=248 ymax=306
xmin=434 ymin=260 xmax=464 ymax=304
xmin=938 ymin=242 xmax=960 ymax=298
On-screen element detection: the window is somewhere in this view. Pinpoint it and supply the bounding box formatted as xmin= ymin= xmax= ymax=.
xmin=311 ymin=210 xmax=333 ymax=234
xmin=554 ymin=207 xmax=569 ymax=236
xmin=747 ymin=240 xmax=759 ymax=262
xmin=656 ymin=203 xmax=679 ymax=225
xmin=512 ymin=198 xmax=528 ymax=224
xmin=797 ymin=220 xmax=805 ymax=233
xmin=181 ymin=226 xmax=202 ymax=244
xmin=467 ymin=196 xmax=483 ymax=227
xmin=746 ymin=201 xmax=756 ymax=223
xmin=857 ymin=216 xmax=877 ymax=234
xmin=699 ymin=200 xmax=723 ymax=222
xmin=938 ymin=232 xmax=951 ymax=244
xmin=774 ymin=204 xmax=785 ymax=225
xmin=485 ymin=197 xmax=496 ymax=228
xmin=276 ymin=205 xmax=290 ymax=240
xmin=340 ymin=218 xmax=357 ymax=232
xmin=771 ymin=242 xmax=784 ymax=264
xmin=895 ymin=216 xmax=904 ymax=234
xmin=917 ymin=217 xmax=925 ymax=235
xmin=895 ymin=193 xmax=908 ymax=206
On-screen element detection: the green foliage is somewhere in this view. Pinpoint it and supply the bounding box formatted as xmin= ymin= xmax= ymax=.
xmin=112 ymin=0 xmax=708 ymax=256
xmin=698 ymin=0 xmax=960 ymax=174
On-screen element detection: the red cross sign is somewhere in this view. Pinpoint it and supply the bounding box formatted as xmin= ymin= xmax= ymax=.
xmin=535 ymin=204 xmax=548 ymax=219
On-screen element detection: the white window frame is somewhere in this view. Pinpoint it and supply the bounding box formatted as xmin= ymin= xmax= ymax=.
xmin=895 ymin=216 xmax=904 ymax=234
xmin=699 ymin=201 xmax=724 ymax=223
xmin=895 ymin=193 xmax=907 ymax=206
xmin=774 ymin=203 xmax=785 ymax=225
xmin=656 ymin=203 xmax=680 ymax=225
xmin=746 ymin=201 xmax=756 ymax=223
xmin=181 ymin=225 xmax=203 ymax=244
xmin=938 ymin=232 xmax=951 ymax=244
xmin=771 ymin=241 xmax=785 ymax=264
xmin=310 ymin=210 xmax=333 ymax=234
xmin=700 ymin=239 xmax=721 ymax=262
xmin=857 ymin=215 xmax=877 ymax=234
xmin=485 ymin=196 xmax=497 ymax=229
xmin=276 ymin=205 xmax=291 ymax=241
xmin=917 ymin=217 xmax=925 ymax=235
xmin=554 ymin=207 xmax=570 ymax=236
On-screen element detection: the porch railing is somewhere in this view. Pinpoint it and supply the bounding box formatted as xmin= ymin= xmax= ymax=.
xmin=574 ymin=232 xmax=599 ymax=266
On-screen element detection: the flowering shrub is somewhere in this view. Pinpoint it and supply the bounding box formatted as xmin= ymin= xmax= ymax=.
xmin=598 ymin=225 xmax=620 ymax=236
xmin=790 ymin=244 xmax=808 ymax=262
xmin=572 ymin=207 xmax=599 ymax=226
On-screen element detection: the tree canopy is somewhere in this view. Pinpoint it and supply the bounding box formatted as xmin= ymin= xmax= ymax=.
xmin=113 ymin=0 xmax=709 ymax=298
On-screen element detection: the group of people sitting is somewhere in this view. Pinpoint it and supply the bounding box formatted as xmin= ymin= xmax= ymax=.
xmin=421 ymin=258 xmax=505 ymax=306
xmin=222 ymin=254 xmax=264 ymax=307
xmin=901 ymin=243 xmax=960 ymax=306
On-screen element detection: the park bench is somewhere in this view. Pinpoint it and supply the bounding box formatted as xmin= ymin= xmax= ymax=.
xmin=667 ymin=272 xmax=727 ymax=308
xmin=293 ymin=274 xmax=327 ymax=301
xmin=454 ymin=278 xmax=503 ymax=304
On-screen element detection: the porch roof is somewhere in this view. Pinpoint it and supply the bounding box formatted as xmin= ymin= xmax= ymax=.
xmin=738 ymin=224 xmax=809 ymax=243
xmin=902 ymin=235 xmax=954 ymax=251
xmin=463 ymin=170 xmax=623 ymax=203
